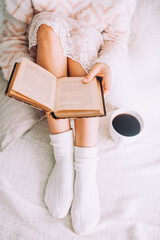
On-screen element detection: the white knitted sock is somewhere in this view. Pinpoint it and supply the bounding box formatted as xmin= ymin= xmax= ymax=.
xmin=71 ymin=146 xmax=100 ymax=235
xmin=44 ymin=129 xmax=74 ymax=219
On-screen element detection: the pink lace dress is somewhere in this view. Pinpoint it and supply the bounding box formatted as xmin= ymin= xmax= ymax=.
xmin=28 ymin=11 xmax=104 ymax=74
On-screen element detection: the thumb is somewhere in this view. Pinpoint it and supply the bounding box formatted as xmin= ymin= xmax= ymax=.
xmin=83 ymin=66 xmax=98 ymax=83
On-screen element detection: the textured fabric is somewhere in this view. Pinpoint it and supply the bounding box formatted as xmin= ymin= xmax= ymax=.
xmin=0 ymin=112 xmax=160 ymax=239
xmin=44 ymin=129 xmax=74 ymax=219
xmin=0 ymin=73 xmax=45 ymax=151
xmin=1 ymin=0 xmax=137 ymax=80
xmin=71 ymin=146 xmax=100 ymax=235
xmin=27 ymin=12 xmax=103 ymax=74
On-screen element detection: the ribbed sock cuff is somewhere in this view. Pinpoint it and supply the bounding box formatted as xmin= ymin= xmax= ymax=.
xmin=49 ymin=129 xmax=74 ymax=162
xmin=50 ymin=128 xmax=73 ymax=145
xmin=74 ymin=146 xmax=98 ymax=172
xmin=74 ymin=146 xmax=98 ymax=159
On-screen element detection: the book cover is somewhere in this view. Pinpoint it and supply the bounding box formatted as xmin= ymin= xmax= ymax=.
xmin=5 ymin=57 xmax=106 ymax=119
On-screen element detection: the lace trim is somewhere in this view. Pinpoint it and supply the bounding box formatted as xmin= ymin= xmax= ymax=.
xmin=28 ymin=12 xmax=104 ymax=74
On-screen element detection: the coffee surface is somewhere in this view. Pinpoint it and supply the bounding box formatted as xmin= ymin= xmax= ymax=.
xmin=112 ymin=114 xmax=141 ymax=137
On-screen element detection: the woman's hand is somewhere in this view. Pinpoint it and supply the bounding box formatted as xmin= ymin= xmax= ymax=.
xmin=83 ymin=62 xmax=112 ymax=95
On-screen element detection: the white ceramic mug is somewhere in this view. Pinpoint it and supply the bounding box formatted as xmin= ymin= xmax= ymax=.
xmin=109 ymin=108 xmax=144 ymax=146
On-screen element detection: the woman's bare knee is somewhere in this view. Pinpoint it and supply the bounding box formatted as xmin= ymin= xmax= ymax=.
xmin=37 ymin=24 xmax=56 ymax=41
xmin=37 ymin=24 xmax=54 ymax=34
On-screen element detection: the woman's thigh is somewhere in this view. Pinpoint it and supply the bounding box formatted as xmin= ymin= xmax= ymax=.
xmin=37 ymin=24 xmax=70 ymax=133
xmin=37 ymin=24 xmax=67 ymax=78
xmin=67 ymin=58 xmax=86 ymax=77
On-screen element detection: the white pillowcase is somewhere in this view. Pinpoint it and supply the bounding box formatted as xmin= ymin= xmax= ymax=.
xmin=0 ymin=71 xmax=46 ymax=152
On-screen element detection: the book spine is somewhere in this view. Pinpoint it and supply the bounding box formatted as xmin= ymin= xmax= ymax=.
xmin=5 ymin=62 xmax=17 ymax=95
xmin=97 ymin=76 xmax=106 ymax=116
xmin=50 ymin=113 xmax=104 ymax=119
xmin=50 ymin=112 xmax=59 ymax=119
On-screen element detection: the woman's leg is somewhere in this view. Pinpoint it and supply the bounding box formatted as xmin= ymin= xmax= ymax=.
xmin=36 ymin=24 xmax=71 ymax=134
xmin=68 ymin=58 xmax=100 ymax=235
xmin=37 ymin=24 xmax=74 ymax=218
xmin=67 ymin=58 xmax=99 ymax=147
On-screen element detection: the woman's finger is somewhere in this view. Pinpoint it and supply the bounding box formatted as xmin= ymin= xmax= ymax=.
xmin=83 ymin=64 xmax=101 ymax=83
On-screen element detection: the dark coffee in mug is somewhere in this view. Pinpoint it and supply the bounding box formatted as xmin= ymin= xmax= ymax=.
xmin=112 ymin=114 xmax=141 ymax=137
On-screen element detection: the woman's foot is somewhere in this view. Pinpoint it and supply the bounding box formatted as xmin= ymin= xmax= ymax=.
xmin=71 ymin=146 xmax=100 ymax=235
xmin=44 ymin=129 xmax=74 ymax=218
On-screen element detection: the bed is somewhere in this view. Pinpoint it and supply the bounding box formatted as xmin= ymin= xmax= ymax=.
xmin=0 ymin=0 xmax=160 ymax=239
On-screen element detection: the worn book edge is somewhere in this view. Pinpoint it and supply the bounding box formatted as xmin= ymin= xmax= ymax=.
xmin=5 ymin=62 xmax=17 ymax=95
xmin=5 ymin=62 xmax=47 ymax=112
xmin=52 ymin=77 xmax=106 ymax=119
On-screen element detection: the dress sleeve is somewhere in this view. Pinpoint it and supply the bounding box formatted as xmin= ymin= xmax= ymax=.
xmin=94 ymin=0 xmax=137 ymax=72
xmin=0 ymin=0 xmax=35 ymax=81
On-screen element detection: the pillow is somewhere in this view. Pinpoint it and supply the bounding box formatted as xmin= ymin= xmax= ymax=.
xmin=0 ymin=71 xmax=46 ymax=152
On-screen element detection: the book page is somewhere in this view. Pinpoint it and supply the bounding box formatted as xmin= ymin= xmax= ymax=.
xmin=12 ymin=58 xmax=56 ymax=110
xmin=54 ymin=77 xmax=100 ymax=111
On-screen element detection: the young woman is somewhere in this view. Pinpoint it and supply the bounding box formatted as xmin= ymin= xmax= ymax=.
xmin=1 ymin=0 xmax=136 ymax=235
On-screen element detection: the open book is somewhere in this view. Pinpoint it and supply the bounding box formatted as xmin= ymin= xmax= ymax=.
xmin=5 ymin=57 xmax=106 ymax=119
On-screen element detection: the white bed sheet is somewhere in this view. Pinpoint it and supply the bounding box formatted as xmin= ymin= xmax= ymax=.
xmin=0 ymin=110 xmax=160 ymax=239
